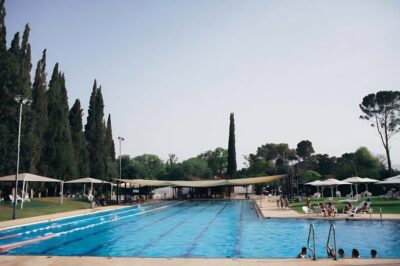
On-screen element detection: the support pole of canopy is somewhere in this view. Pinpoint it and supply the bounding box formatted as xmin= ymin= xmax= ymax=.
xmin=21 ymin=178 xmax=26 ymax=209
xmin=90 ymin=182 xmax=93 ymax=196
xmin=60 ymin=181 xmax=64 ymax=205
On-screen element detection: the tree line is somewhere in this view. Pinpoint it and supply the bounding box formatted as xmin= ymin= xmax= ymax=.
xmin=0 ymin=0 xmax=116 ymax=181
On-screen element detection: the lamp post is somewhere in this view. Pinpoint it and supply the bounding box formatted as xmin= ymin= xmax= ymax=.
xmin=13 ymin=95 xmax=32 ymax=219
xmin=117 ymin=136 xmax=125 ymax=204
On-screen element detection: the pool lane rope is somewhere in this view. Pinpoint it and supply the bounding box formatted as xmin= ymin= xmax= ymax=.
xmin=0 ymin=201 xmax=173 ymax=241
xmin=0 ymin=201 xmax=183 ymax=252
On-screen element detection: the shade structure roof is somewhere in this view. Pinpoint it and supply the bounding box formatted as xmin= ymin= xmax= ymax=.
xmin=319 ymin=178 xmax=351 ymax=186
xmin=342 ymin=176 xmax=364 ymax=183
xmin=305 ymin=180 xmax=325 ymax=186
xmin=117 ymin=175 xmax=286 ymax=188
xmin=65 ymin=177 xmax=110 ymax=184
xmin=376 ymin=175 xmax=400 ymax=184
xmin=0 ymin=173 xmax=61 ymax=183
xmin=342 ymin=176 xmax=378 ymax=184
xmin=384 ymin=175 xmax=400 ymax=181
xmin=361 ymin=177 xmax=379 ymax=183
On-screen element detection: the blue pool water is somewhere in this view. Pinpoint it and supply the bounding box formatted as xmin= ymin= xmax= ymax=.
xmin=0 ymin=200 xmax=399 ymax=258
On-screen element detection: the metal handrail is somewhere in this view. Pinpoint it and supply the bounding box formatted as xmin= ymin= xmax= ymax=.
xmin=326 ymin=224 xmax=337 ymax=260
xmin=307 ymin=224 xmax=316 ymax=260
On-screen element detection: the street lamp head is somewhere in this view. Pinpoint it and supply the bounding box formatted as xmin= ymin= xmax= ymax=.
xmin=14 ymin=95 xmax=32 ymax=105
xmin=118 ymin=137 xmax=125 ymax=141
xmin=22 ymin=99 xmax=33 ymax=105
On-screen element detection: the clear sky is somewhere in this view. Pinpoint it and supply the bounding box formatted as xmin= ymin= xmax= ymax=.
xmin=5 ymin=0 xmax=400 ymax=168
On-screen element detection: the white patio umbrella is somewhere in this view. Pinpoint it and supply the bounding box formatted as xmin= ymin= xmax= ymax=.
xmin=305 ymin=180 xmax=325 ymax=196
xmin=343 ymin=176 xmax=378 ymax=196
xmin=319 ymin=178 xmax=351 ymax=198
xmin=342 ymin=176 xmax=363 ymax=197
xmin=376 ymin=175 xmax=400 ymax=185
xmin=361 ymin=177 xmax=379 ymax=192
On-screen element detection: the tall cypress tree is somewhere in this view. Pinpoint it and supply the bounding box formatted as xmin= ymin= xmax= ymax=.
xmin=0 ymin=23 xmax=32 ymax=174
xmin=30 ymin=49 xmax=48 ymax=173
xmin=104 ymin=114 xmax=117 ymax=178
xmin=42 ymin=64 xmax=76 ymax=180
xmin=0 ymin=0 xmax=6 ymax=52
xmin=227 ymin=113 xmax=237 ymax=178
xmin=69 ymin=99 xmax=89 ymax=177
xmin=85 ymin=80 xmax=106 ymax=179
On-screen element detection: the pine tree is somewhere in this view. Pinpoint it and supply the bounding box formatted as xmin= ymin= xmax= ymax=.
xmin=42 ymin=64 xmax=76 ymax=180
xmin=85 ymin=80 xmax=106 ymax=179
xmin=69 ymin=99 xmax=90 ymax=177
xmin=30 ymin=49 xmax=48 ymax=173
xmin=227 ymin=113 xmax=237 ymax=178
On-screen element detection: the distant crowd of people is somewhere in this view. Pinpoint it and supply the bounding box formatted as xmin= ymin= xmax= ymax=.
xmin=297 ymin=247 xmax=378 ymax=259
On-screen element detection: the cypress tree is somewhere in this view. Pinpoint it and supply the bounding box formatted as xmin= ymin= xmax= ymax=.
xmin=104 ymin=114 xmax=117 ymax=178
xmin=42 ymin=64 xmax=76 ymax=180
xmin=85 ymin=80 xmax=106 ymax=179
xmin=69 ymin=99 xmax=89 ymax=177
xmin=0 ymin=0 xmax=6 ymax=52
xmin=30 ymin=49 xmax=48 ymax=173
xmin=227 ymin=113 xmax=237 ymax=178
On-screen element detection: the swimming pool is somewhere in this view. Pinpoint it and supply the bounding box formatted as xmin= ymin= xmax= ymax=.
xmin=0 ymin=200 xmax=399 ymax=258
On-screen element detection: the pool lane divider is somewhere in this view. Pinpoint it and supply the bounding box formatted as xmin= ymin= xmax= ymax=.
xmin=82 ymin=202 xmax=200 ymax=255
xmin=0 ymin=201 xmax=183 ymax=253
xmin=0 ymin=201 xmax=175 ymax=242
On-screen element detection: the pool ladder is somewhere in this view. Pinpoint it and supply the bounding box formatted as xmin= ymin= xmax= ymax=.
xmin=307 ymin=223 xmax=338 ymax=260
xmin=307 ymin=224 xmax=316 ymax=260
xmin=326 ymin=224 xmax=337 ymax=260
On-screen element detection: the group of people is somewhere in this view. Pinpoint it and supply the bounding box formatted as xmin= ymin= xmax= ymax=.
xmin=276 ymin=195 xmax=289 ymax=209
xmin=298 ymin=247 xmax=378 ymax=259
xmin=316 ymin=201 xmax=336 ymax=217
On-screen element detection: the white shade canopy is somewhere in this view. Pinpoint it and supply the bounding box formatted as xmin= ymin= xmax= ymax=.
xmin=319 ymin=178 xmax=351 ymax=186
xmin=65 ymin=177 xmax=110 ymax=184
xmin=376 ymin=175 xmax=400 ymax=184
xmin=305 ymin=180 xmax=325 ymax=186
xmin=118 ymin=175 xmax=286 ymax=188
xmin=0 ymin=173 xmax=61 ymax=183
xmin=342 ymin=176 xmax=364 ymax=184
xmin=343 ymin=176 xmax=378 ymax=184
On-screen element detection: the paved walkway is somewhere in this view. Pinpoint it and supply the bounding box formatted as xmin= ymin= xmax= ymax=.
xmin=0 ymin=256 xmax=399 ymax=266
xmin=255 ymin=197 xmax=400 ymax=221
xmin=0 ymin=204 xmax=130 ymax=230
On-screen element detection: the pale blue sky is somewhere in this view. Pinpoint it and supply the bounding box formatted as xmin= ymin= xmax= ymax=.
xmin=6 ymin=0 xmax=400 ymax=168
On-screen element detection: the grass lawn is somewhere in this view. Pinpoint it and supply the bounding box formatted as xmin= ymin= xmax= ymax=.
xmin=290 ymin=197 xmax=400 ymax=214
xmin=0 ymin=198 xmax=91 ymax=222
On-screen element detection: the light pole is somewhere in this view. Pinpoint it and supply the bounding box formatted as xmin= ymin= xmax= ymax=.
xmin=13 ymin=95 xmax=32 ymax=219
xmin=117 ymin=136 xmax=125 ymax=204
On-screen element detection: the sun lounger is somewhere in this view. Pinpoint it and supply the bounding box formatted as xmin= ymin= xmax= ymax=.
xmin=347 ymin=201 xmax=373 ymax=216
xmin=302 ymin=206 xmax=313 ymax=216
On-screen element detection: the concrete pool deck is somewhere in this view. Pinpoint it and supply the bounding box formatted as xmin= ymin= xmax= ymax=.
xmin=255 ymin=197 xmax=400 ymax=221
xmin=1 ymin=256 xmax=400 ymax=266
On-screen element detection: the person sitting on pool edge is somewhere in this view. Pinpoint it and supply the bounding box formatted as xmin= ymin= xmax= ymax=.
xmin=326 ymin=245 xmax=336 ymax=258
xmin=297 ymin=247 xmax=307 ymax=258
xmin=338 ymin=248 xmax=345 ymax=258
xmin=352 ymin=249 xmax=360 ymax=258
xmin=371 ymin=249 xmax=377 ymax=258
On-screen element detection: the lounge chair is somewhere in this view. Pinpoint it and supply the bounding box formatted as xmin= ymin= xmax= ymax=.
xmin=347 ymin=201 xmax=373 ymax=216
xmin=311 ymin=192 xmax=321 ymax=199
xmin=9 ymin=195 xmax=22 ymax=204
xmin=302 ymin=206 xmax=313 ymax=216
